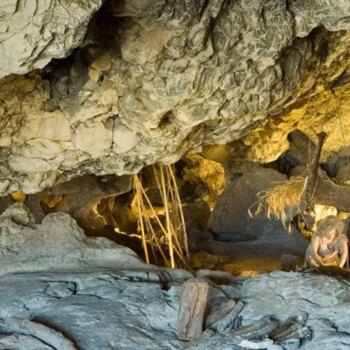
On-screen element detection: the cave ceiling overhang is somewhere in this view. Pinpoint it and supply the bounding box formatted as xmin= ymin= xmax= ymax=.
xmin=2 ymin=0 xmax=350 ymax=194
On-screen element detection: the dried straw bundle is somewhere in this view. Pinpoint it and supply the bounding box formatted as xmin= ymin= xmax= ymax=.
xmin=254 ymin=177 xmax=307 ymax=228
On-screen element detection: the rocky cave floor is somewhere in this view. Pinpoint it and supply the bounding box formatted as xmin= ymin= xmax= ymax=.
xmin=190 ymin=228 xmax=305 ymax=277
xmin=1 ymin=140 xmax=346 ymax=350
xmin=0 ymin=202 xmax=349 ymax=350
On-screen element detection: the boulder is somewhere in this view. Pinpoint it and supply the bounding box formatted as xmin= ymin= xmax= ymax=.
xmin=183 ymin=200 xmax=214 ymax=252
xmin=209 ymin=163 xmax=287 ymax=241
xmin=336 ymin=164 xmax=350 ymax=184
xmin=0 ymin=203 xmax=143 ymax=275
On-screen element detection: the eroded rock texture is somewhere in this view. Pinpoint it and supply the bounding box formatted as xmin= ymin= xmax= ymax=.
xmin=0 ymin=204 xmax=350 ymax=350
xmin=2 ymin=1 xmax=350 ymax=193
xmin=0 ymin=202 xmax=143 ymax=274
xmin=0 ymin=0 xmax=104 ymax=76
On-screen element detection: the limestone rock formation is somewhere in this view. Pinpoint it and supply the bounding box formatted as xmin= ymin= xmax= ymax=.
xmin=2 ymin=1 xmax=350 ymax=193
xmin=0 ymin=203 xmax=143 ymax=274
xmin=41 ymin=174 xmax=132 ymax=231
xmin=0 ymin=0 xmax=104 ymax=76
xmin=209 ymin=163 xmax=285 ymax=241
xmin=3 ymin=3 xmax=350 ymax=348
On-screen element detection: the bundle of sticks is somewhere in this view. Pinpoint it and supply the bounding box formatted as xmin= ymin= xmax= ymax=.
xmin=177 ymin=279 xmax=311 ymax=349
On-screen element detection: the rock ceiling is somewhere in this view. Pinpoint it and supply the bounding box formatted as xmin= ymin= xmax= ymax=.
xmin=2 ymin=0 xmax=350 ymax=194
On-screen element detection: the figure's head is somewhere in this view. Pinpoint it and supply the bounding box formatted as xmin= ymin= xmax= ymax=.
xmin=316 ymin=215 xmax=344 ymax=239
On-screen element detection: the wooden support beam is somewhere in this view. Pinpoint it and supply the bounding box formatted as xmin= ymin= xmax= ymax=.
xmin=177 ymin=279 xmax=209 ymax=341
xmin=304 ymin=132 xmax=326 ymax=204
xmin=284 ymin=131 xmax=350 ymax=212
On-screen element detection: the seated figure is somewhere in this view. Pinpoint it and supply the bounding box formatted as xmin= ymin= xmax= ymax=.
xmin=305 ymin=215 xmax=348 ymax=268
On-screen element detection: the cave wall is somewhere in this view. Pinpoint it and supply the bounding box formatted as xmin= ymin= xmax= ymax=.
xmin=2 ymin=1 xmax=350 ymax=194
xmin=0 ymin=0 xmax=104 ymax=76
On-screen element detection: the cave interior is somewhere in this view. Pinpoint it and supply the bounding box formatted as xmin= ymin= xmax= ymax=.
xmin=3 ymin=0 xmax=350 ymax=349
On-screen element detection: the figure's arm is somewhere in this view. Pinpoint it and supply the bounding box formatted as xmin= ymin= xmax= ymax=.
xmin=325 ymin=250 xmax=338 ymax=259
xmin=309 ymin=236 xmax=323 ymax=266
xmin=322 ymin=250 xmax=338 ymax=262
xmin=338 ymin=236 xmax=348 ymax=268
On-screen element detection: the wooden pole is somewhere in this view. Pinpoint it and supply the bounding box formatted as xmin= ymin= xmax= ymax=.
xmin=304 ymin=132 xmax=326 ymax=204
xmin=177 ymin=279 xmax=209 ymax=341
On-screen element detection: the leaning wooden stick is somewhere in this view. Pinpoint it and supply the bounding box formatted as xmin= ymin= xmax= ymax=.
xmin=282 ymin=326 xmax=311 ymax=341
xmin=272 ymin=323 xmax=307 ymax=341
xmin=230 ymin=315 xmax=274 ymax=336
xmin=304 ymin=131 xmax=326 ymax=204
xmin=177 ymin=279 xmax=210 ymax=341
xmin=207 ymin=300 xmax=245 ymax=332
xmin=244 ymin=318 xmax=279 ymax=340
xmin=270 ymin=314 xmax=307 ymax=340
xmin=205 ymin=299 xmax=236 ymax=328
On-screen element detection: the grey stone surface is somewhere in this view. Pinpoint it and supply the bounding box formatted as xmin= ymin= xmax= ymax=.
xmin=209 ymin=163 xmax=303 ymax=245
xmin=0 ymin=203 xmax=144 ymax=274
xmin=0 ymin=268 xmax=350 ymax=349
xmin=2 ymin=1 xmax=350 ymax=193
xmin=0 ymin=0 xmax=103 ymax=76
xmin=0 ymin=204 xmax=349 ymax=349
xmin=240 ymin=271 xmax=350 ymax=349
